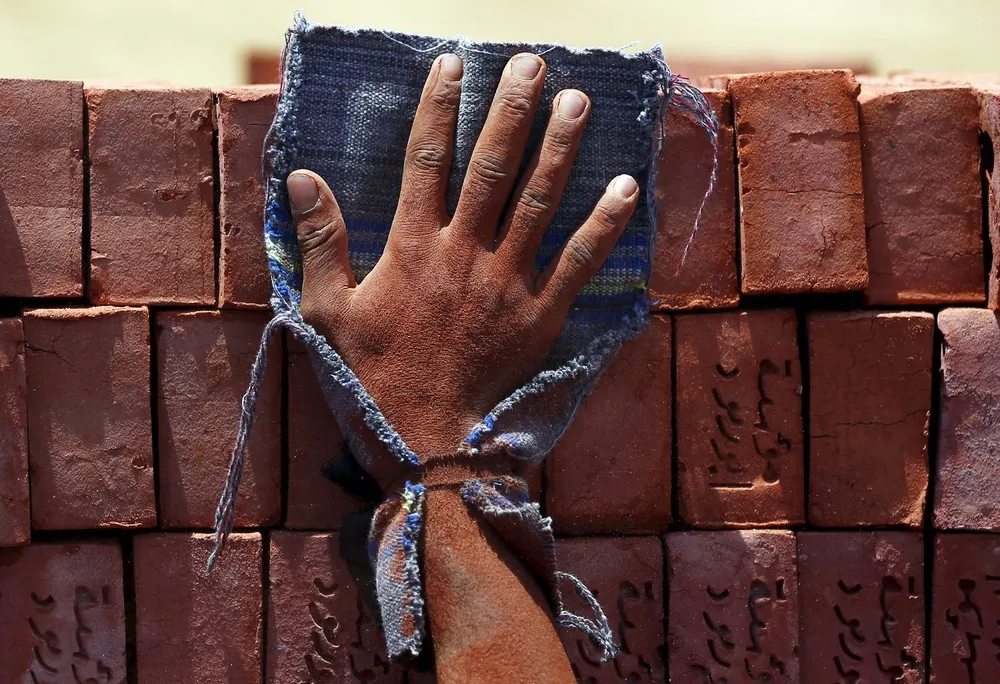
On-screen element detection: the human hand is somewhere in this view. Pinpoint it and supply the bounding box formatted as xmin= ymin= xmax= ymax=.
xmin=287 ymin=51 xmax=638 ymax=459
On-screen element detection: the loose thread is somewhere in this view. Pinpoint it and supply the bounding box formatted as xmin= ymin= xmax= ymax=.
xmin=207 ymin=314 xmax=286 ymax=572
xmin=669 ymin=75 xmax=720 ymax=275
xmin=556 ymin=570 xmax=620 ymax=662
xmin=644 ymin=51 xmax=720 ymax=276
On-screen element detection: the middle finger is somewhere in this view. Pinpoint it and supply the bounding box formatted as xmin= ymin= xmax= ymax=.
xmin=450 ymin=53 xmax=546 ymax=248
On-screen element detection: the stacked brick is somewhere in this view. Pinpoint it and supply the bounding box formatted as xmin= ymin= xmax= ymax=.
xmin=1 ymin=68 xmax=999 ymax=682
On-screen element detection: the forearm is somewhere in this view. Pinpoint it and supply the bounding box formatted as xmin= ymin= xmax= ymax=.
xmin=423 ymin=487 xmax=575 ymax=683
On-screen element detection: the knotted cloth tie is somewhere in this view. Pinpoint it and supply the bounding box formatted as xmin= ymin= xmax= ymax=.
xmin=370 ymin=470 xmax=618 ymax=660
xmin=208 ymin=12 xmax=718 ymax=664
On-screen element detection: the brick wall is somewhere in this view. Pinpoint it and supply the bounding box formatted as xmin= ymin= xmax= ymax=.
xmin=2 ymin=71 xmax=1000 ymax=682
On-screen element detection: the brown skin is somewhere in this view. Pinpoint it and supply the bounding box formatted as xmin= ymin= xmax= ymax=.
xmin=287 ymin=52 xmax=637 ymax=683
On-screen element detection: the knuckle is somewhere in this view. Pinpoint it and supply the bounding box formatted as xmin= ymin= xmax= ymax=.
xmin=564 ymin=234 xmax=599 ymax=270
xmin=517 ymin=184 xmax=553 ymax=218
xmin=497 ymin=89 xmax=535 ymax=117
xmin=468 ymin=151 xmax=510 ymax=185
xmin=543 ymin=121 xmax=577 ymax=153
xmin=407 ymin=141 xmax=448 ymax=175
xmin=429 ymin=81 xmax=461 ymax=112
xmin=298 ymin=219 xmax=342 ymax=258
xmin=592 ymin=199 xmax=623 ymax=227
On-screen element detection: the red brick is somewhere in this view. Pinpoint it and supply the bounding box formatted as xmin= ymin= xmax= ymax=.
xmin=217 ymin=86 xmax=277 ymax=309
xmin=798 ymin=531 xmax=925 ymax=682
xmin=980 ymin=87 xmax=1000 ymax=310
xmin=87 ymin=87 xmax=214 ymax=305
xmin=546 ymin=316 xmax=671 ymax=534
xmin=731 ymin=70 xmax=868 ymax=294
xmin=286 ymin=338 xmax=365 ymax=529
xmin=667 ymin=530 xmax=799 ymax=682
xmin=268 ymin=531 xmax=402 ymax=683
xmin=135 ymin=532 xmax=262 ymax=683
xmin=931 ymin=534 xmax=1000 ymax=682
xmin=0 ymin=541 xmax=126 ymax=681
xmin=808 ymin=312 xmax=932 ymax=527
xmin=649 ymin=88 xmax=739 ymax=310
xmin=935 ymin=309 xmax=1000 ymax=530
xmin=675 ymin=309 xmax=804 ymax=527
xmin=0 ymin=319 xmax=28 ymax=546
xmin=24 ymin=306 xmax=155 ymax=530
xmin=156 ymin=310 xmax=281 ymax=529
xmin=859 ymin=83 xmax=984 ymax=305
xmin=556 ymin=536 xmax=665 ymax=682
xmin=0 ymin=79 xmax=83 ymax=297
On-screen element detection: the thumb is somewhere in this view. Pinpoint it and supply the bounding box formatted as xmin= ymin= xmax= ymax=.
xmin=287 ymin=170 xmax=356 ymax=307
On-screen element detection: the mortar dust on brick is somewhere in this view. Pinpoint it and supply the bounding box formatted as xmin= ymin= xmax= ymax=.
xmin=667 ymin=530 xmax=799 ymax=683
xmin=86 ymin=87 xmax=215 ymax=305
xmin=23 ymin=306 xmax=156 ymax=530
xmin=217 ymin=86 xmax=279 ymax=310
xmin=156 ymin=309 xmax=281 ymax=529
xmin=0 ymin=78 xmax=84 ymax=298
xmin=0 ymin=318 xmax=29 ymax=546
xmin=731 ymin=70 xmax=868 ymax=295
xmin=0 ymin=541 xmax=127 ymax=682
xmin=808 ymin=311 xmax=933 ymax=527
xmin=546 ymin=315 xmax=672 ymax=535
xmin=675 ymin=309 xmax=804 ymax=527
xmin=798 ymin=531 xmax=925 ymax=682
xmin=134 ymin=532 xmax=262 ymax=684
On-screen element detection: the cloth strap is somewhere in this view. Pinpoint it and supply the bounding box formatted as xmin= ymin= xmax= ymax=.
xmin=369 ymin=475 xmax=619 ymax=661
xmin=208 ymin=318 xmax=619 ymax=662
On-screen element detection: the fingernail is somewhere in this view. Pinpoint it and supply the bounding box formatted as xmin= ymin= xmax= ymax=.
xmin=439 ymin=53 xmax=462 ymax=82
xmin=557 ymin=90 xmax=586 ymax=120
xmin=287 ymin=172 xmax=319 ymax=212
xmin=611 ymin=174 xmax=638 ymax=198
xmin=511 ymin=54 xmax=541 ymax=80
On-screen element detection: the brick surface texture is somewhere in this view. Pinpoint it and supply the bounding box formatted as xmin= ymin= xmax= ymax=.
xmin=0 ymin=541 xmax=126 ymax=682
xmin=649 ymin=88 xmax=739 ymax=310
xmin=268 ymin=531 xmax=402 ymax=683
xmin=0 ymin=79 xmax=83 ymax=297
xmin=134 ymin=532 xmax=262 ymax=684
xmin=732 ymin=70 xmax=868 ymax=294
xmin=808 ymin=311 xmax=933 ymax=527
xmin=931 ymin=534 xmax=1000 ymax=683
xmin=668 ymin=530 xmax=800 ymax=683
xmin=547 ymin=315 xmax=672 ymax=535
xmin=87 ymin=87 xmax=215 ymax=305
xmin=286 ymin=337 xmax=367 ymax=529
xmin=217 ymin=86 xmax=278 ymax=309
xmin=798 ymin=531 xmax=925 ymax=682
xmin=557 ymin=536 xmax=665 ymax=682
xmin=936 ymin=308 xmax=1000 ymax=530
xmin=2 ymin=65 xmax=999 ymax=681
xmin=156 ymin=309 xmax=281 ymax=528
xmin=860 ymin=82 xmax=985 ymax=305
xmin=978 ymin=87 xmax=1000 ymax=309
xmin=24 ymin=306 xmax=155 ymax=530
xmin=0 ymin=318 xmax=29 ymax=546
xmin=675 ymin=309 xmax=804 ymax=527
